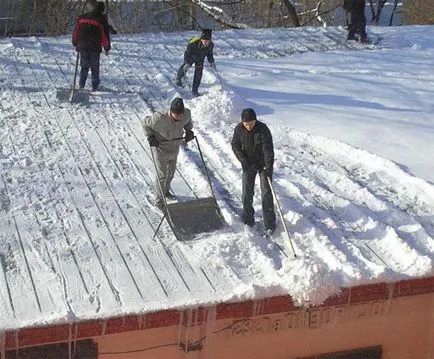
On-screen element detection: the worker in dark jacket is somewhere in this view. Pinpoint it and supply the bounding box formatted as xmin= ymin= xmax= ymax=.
xmin=231 ymin=108 xmax=276 ymax=235
xmin=175 ymin=29 xmax=216 ymax=97
xmin=72 ymin=0 xmax=111 ymax=91
xmin=345 ymin=0 xmax=370 ymax=43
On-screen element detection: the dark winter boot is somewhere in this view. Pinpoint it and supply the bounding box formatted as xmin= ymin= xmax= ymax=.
xmin=165 ymin=192 xmax=176 ymax=200
xmin=360 ymin=36 xmax=372 ymax=44
xmin=155 ymin=198 xmax=164 ymax=211
xmin=347 ymin=31 xmax=357 ymax=41
xmin=243 ymin=219 xmax=254 ymax=227
xmin=263 ymin=228 xmax=275 ymax=238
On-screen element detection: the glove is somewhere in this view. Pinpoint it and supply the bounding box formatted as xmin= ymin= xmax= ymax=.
xmin=104 ymin=50 xmax=109 ymax=56
xmin=185 ymin=130 xmax=195 ymax=143
xmin=210 ymin=62 xmax=216 ymax=70
xmin=147 ymin=135 xmax=159 ymax=147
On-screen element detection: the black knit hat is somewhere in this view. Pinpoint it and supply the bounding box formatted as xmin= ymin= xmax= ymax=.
xmin=170 ymin=97 xmax=185 ymax=114
xmin=96 ymin=1 xmax=105 ymax=13
xmin=201 ymin=29 xmax=212 ymax=40
xmin=241 ymin=108 xmax=257 ymax=122
xmin=86 ymin=0 xmax=97 ymax=11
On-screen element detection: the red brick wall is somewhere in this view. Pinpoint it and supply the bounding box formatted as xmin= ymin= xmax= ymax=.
xmin=4 ymin=276 xmax=434 ymax=350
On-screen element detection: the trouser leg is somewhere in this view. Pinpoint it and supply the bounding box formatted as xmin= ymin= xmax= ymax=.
xmin=192 ymin=63 xmax=204 ymax=94
xmin=350 ymin=11 xmax=367 ymax=39
xmin=358 ymin=12 xmax=367 ymax=39
xmin=242 ymin=169 xmax=256 ymax=226
xmin=89 ymin=52 xmax=101 ymax=90
xmin=176 ymin=64 xmax=185 ymax=82
xmin=79 ymin=67 xmax=89 ymax=88
xmin=259 ymin=172 xmax=276 ymax=231
xmin=79 ymin=50 xmax=90 ymax=88
xmin=176 ymin=62 xmax=190 ymax=82
xmin=347 ymin=13 xmax=358 ymax=40
xmin=154 ymin=152 xmax=178 ymax=202
xmin=165 ymin=157 xmax=177 ymax=195
xmin=154 ymin=152 xmax=168 ymax=203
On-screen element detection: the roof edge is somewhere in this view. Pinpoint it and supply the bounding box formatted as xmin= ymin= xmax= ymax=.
xmin=4 ymin=276 xmax=434 ymax=350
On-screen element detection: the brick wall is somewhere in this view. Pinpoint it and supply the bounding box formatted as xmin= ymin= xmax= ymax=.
xmin=3 ymin=276 xmax=434 ymax=350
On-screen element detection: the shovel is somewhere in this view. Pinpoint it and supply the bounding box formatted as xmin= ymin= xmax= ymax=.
xmin=56 ymin=52 xmax=90 ymax=104
xmin=267 ymin=176 xmax=297 ymax=258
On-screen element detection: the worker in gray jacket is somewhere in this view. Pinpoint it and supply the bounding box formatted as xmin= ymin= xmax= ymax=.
xmin=142 ymin=97 xmax=194 ymax=209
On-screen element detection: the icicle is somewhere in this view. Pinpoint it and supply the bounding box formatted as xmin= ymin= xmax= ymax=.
xmin=69 ymin=323 xmax=78 ymax=359
xmin=14 ymin=330 xmax=19 ymax=359
xmin=0 ymin=330 xmax=5 ymax=359
xmin=252 ymin=299 xmax=263 ymax=317
xmin=193 ymin=308 xmax=199 ymax=329
xmin=177 ymin=310 xmax=184 ymax=349
xmin=386 ymin=283 xmax=395 ymax=315
xmin=252 ymin=300 xmax=257 ymax=317
xmin=68 ymin=324 xmax=72 ymax=359
xmin=101 ymin=319 xmax=107 ymax=336
xmin=202 ymin=306 xmax=217 ymax=358
xmin=183 ymin=310 xmax=193 ymax=358
xmin=138 ymin=314 xmax=145 ymax=330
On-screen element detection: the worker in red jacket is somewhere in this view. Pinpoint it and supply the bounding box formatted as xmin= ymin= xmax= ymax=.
xmin=72 ymin=0 xmax=111 ymax=91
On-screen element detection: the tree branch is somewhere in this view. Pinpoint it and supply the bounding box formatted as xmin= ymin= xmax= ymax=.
xmin=183 ymin=0 xmax=244 ymax=29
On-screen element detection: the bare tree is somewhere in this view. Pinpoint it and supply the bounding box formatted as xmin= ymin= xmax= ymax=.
xmin=183 ymin=0 xmax=242 ymax=28
xmin=43 ymin=0 xmax=84 ymax=35
xmin=368 ymin=0 xmax=387 ymax=24
xmin=296 ymin=0 xmax=342 ymax=27
xmin=388 ymin=0 xmax=400 ymax=26
xmin=281 ymin=0 xmax=300 ymax=26
xmin=4 ymin=0 xmax=412 ymax=37
xmin=402 ymin=0 xmax=434 ymax=25
xmin=3 ymin=0 xmax=87 ymax=36
xmin=265 ymin=0 xmax=274 ymax=27
xmin=1 ymin=0 xmax=17 ymax=36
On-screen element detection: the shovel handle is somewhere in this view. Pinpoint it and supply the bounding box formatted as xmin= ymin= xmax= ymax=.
xmin=69 ymin=52 xmax=80 ymax=102
xmin=267 ymin=176 xmax=297 ymax=258
xmin=159 ymin=137 xmax=185 ymax=142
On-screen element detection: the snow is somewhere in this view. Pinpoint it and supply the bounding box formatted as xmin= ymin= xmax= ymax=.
xmin=0 ymin=25 xmax=434 ymax=331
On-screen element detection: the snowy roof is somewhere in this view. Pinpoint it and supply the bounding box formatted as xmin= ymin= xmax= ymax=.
xmin=0 ymin=25 xmax=433 ymax=332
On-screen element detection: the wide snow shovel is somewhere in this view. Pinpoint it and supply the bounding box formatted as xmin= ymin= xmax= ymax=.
xmin=267 ymin=176 xmax=297 ymax=258
xmin=56 ymin=52 xmax=90 ymax=104
xmin=150 ymin=136 xmax=226 ymax=241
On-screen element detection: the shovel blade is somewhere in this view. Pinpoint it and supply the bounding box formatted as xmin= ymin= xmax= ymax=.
xmin=56 ymin=88 xmax=90 ymax=104
xmin=165 ymin=197 xmax=226 ymax=241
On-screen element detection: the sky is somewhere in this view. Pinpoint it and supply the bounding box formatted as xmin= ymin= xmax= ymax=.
xmin=0 ymin=25 xmax=433 ymax=332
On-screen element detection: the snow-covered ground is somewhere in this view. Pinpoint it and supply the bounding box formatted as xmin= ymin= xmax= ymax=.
xmin=0 ymin=25 xmax=433 ymax=331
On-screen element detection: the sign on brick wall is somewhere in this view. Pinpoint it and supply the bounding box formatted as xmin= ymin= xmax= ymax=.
xmin=229 ymin=300 xmax=386 ymax=337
